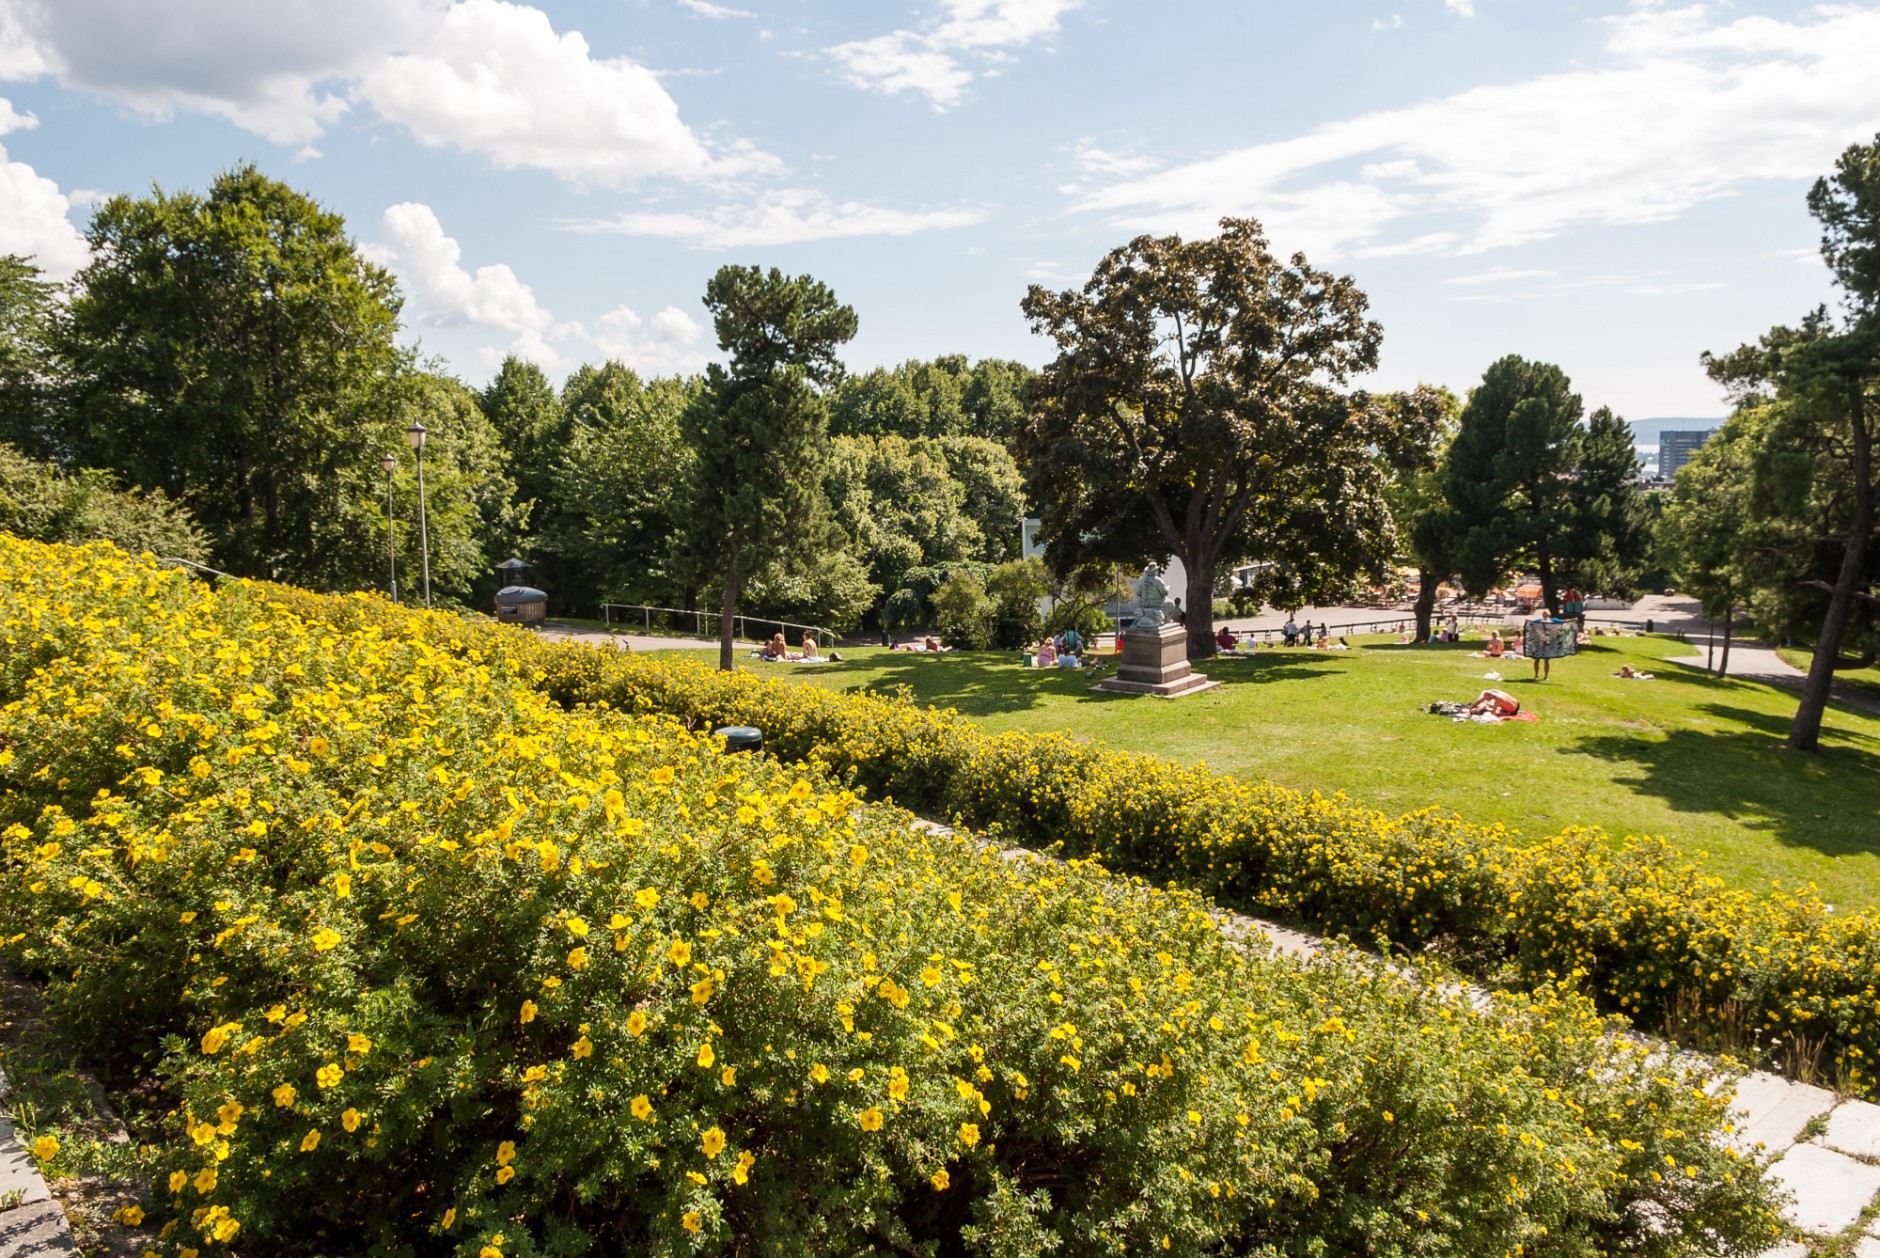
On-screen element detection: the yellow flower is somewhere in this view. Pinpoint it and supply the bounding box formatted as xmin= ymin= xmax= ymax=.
xmin=272 ymin=1083 xmax=296 ymax=1107
xmin=168 ymin=1171 xmax=187 ymax=1193
xmin=701 ymin=1127 xmax=726 ymax=1158
xmin=316 ymin=1062 xmax=343 ymax=1089
xmin=810 ymin=1063 xmax=829 ymax=1084
xmin=697 ymin=1041 xmax=715 ymax=1069
xmin=720 ymin=1066 xmax=737 ymax=1087
xmin=625 ymin=1010 xmax=647 ymax=1037
xmin=634 ymin=888 xmax=659 ymax=910
xmin=215 ymin=1100 xmax=244 ymax=1131
xmin=496 ymin=1140 xmax=517 ymax=1167
xmin=193 ymin=1166 xmax=217 ymax=1194
xmin=520 ymin=999 xmax=538 ymax=1024
xmin=567 ymin=946 xmax=588 ymax=971
xmin=920 ymin=966 xmax=943 ymax=987
xmin=522 ymin=1065 xmax=548 ymax=1083
xmin=690 ymin=976 xmax=715 ymax=1005
xmin=630 ymin=1094 xmax=654 ymax=1121
xmin=733 ymin=1150 xmax=755 ymax=1185
xmin=114 ymin=1203 xmax=145 ymax=1226
xmin=858 ymin=1107 xmax=884 ymax=1132
xmin=495 ymin=1165 xmax=515 ymax=1185
xmin=668 ymin=939 xmax=692 ymax=966
xmin=311 ymin=927 xmax=342 ymax=952
xmin=300 ymin=1129 xmax=321 ymax=1153
xmin=442 ymin=1207 xmax=457 ymax=1230
xmin=347 ymin=1033 xmax=372 ymax=1056
xmin=332 ymin=873 xmax=351 ymax=899
xmin=200 ymin=1023 xmax=233 ymax=1054
xmin=931 ymin=1169 xmax=950 ymax=1191
xmin=309 ymin=736 xmax=331 ymax=757
xmin=958 ymin=1122 xmax=980 ymax=1148
xmin=682 ymin=1211 xmax=702 ymax=1234
xmin=571 ymin=1035 xmax=593 ymax=1059
xmin=565 ymin=916 xmax=589 ymax=938
xmin=480 ymin=1247 xmax=503 ymax=1258
xmin=341 ymin=1108 xmax=361 ymax=1133
xmin=29 ymin=1134 xmax=57 ymax=1161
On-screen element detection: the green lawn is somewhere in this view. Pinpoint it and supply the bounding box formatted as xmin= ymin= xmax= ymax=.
xmin=1777 ymin=646 xmax=1880 ymax=704
xmin=744 ymin=635 xmax=1880 ymax=909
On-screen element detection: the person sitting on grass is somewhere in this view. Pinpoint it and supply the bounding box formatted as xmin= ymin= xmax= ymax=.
xmin=1060 ymin=625 xmax=1085 ymax=656
xmin=762 ymin=633 xmax=788 ymax=661
xmin=1215 ymin=625 xmax=1237 ymax=650
xmin=1484 ymin=629 xmax=1506 ymax=658
xmin=924 ymin=636 xmax=951 ymax=654
xmin=1035 ymin=638 xmax=1058 ymax=668
xmin=799 ymin=633 xmax=822 ymax=661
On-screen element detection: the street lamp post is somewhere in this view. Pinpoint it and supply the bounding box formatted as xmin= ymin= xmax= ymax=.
xmin=381 ymin=453 xmax=398 ymax=603
xmin=406 ymin=420 xmax=432 ymax=609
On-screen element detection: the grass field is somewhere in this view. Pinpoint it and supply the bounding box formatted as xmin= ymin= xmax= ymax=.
xmin=1777 ymin=645 xmax=1880 ymax=704
xmin=742 ymin=633 xmax=1880 ymax=909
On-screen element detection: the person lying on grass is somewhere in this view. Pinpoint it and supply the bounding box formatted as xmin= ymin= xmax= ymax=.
xmin=1469 ymin=688 xmax=1520 ymax=717
xmin=1616 ymin=664 xmax=1655 ymax=679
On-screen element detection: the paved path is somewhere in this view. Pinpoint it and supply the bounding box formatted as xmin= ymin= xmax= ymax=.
xmin=537 ymin=622 xmax=720 ymax=652
xmin=917 ymin=815 xmax=1880 ymax=1255
xmin=0 ymin=1069 xmax=78 ymax=1257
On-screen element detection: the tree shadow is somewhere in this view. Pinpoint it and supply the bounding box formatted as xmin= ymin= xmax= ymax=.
xmin=1559 ymin=696 xmax=1880 ymax=861
xmin=773 ymin=648 xmax=1346 ymax=718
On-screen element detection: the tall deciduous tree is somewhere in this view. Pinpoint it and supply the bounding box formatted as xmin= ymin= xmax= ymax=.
xmin=1380 ymin=386 xmax=1461 ymax=643
xmin=0 ymin=255 xmax=63 ymax=460
xmin=1561 ymin=405 xmax=1652 ymax=594
xmin=1657 ymin=416 xmax=1755 ymax=676
xmin=478 ymin=355 xmax=566 ymax=528
xmin=57 ymin=165 xmax=407 ymax=585
xmin=1018 ymin=217 xmax=1430 ymax=659
xmin=682 ymin=266 xmax=857 ymax=670
xmin=1704 ymin=134 xmax=1880 ymax=752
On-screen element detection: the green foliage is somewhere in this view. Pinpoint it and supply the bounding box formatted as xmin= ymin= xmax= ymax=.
xmin=57 ymin=165 xmax=413 ymax=589
xmin=683 ymin=266 xmax=857 ymax=669
xmin=1 ymin=537 xmax=1792 ymax=1256
xmin=1044 ymin=598 xmax=1112 ymax=643
xmin=1019 ymin=217 xmax=1440 ymax=658
xmin=1563 ymin=406 xmax=1653 ymax=595
xmin=826 ymin=356 xmax=1034 ymax=443
xmin=929 ymin=570 xmax=994 ymax=648
xmin=0 ymin=442 xmax=206 ymax=560
xmin=478 ymin=355 xmax=567 ymax=527
xmin=983 ymin=557 xmax=1048 ymax=648
xmin=1659 ymin=418 xmax=1755 ymax=624
xmin=0 ymin=255 xmax=63 ymax=460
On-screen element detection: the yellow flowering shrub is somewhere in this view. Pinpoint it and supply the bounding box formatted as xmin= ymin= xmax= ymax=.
xmin=526 ymin=626 xmax=1880 ymax=1099
xmin=0 ymin=538 xmax=1783 ymax=1255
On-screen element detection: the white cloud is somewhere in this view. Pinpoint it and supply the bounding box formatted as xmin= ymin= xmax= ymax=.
xmin=0 ymin=98 xmax=87 ymax=277
xmin=367 ymin=201 xmax=709 ymax=376
xmin=676 ymin=0 xmax=754 ymax=18
xmin=0 ymin=0 xmax=752 ymax=182
xmin=1372 ymin=15 xmax=1404 ymax=32
xmin=568 ymin=187 xmax=986 ymax=248
xmin=1441 ymin=267 xmax=1559 ymax=286
xmin=828 ymin=0 xmax=1083 ymax=108
xmin=1068 ymin=137 xmax=1158 ymax=177
xmin=1070 ymin=4 xmax=1880 ymax=259
xmin=1444 ymin=0 xmax=1475 ymax=16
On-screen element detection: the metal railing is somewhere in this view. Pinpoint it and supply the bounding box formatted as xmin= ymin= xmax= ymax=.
xmin=158 ymin=557 xmax=237 ymax=582
xmin=598 ymin=603 xmax=835 ymax=646
xmin=1215 ymin=608 xmax=1639 ymax=645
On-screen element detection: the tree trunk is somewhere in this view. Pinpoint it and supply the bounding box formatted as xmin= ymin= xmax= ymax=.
xmin=1537 ymin=549 xmax=1559 ymax=618
xmin=718 ymin=557 xmax=740 ymax=673
xmin=1719 ymin=610 xmax=1733 ymax=677
xmin=1413 ymin=567 xmax=1438 ymax=643
xmin=1790 ymin=403 xmax=1871 ymax=752
xmin=1185 ymin=558 xmax=1215 ymax=660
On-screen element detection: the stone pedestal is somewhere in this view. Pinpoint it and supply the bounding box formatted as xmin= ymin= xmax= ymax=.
xmin=1094 ymin=622 xmax=1218 ymax=698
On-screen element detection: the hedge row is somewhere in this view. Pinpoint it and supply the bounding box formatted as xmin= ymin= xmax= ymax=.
xmin=0 ymin=538 xmax=1783 ymax=1255
xmin=521 ymin=641 xmax=1880 ymax=1100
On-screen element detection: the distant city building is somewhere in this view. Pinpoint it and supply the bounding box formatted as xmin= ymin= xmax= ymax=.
xmin=1658 ymin=429 xmax=1717 ymax=480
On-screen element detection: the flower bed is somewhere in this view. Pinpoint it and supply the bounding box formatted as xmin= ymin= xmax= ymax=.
xmin=524 ymin=639 xmax=1880 ymax=1100
xmin=0 ymin=538 xmax=1781 ymax=1254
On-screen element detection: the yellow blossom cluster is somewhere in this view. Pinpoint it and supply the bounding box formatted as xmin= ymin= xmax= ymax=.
xmin=0 ymin=538 xmax=1783 ymax=1255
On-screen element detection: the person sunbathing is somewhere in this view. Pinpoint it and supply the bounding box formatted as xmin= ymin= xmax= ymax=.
xmin=923 ymin=636 xmax=952 ymax=653
xmin=1616 ymin=664 xmax=1655 ymax=679
xmin=1468 ymin=688 xmax=1520 ymax=717
xmin=761 ymin=633 xmax=788 ymax=661
xmin=1484 ymin=630 xmax=1506 ymax=658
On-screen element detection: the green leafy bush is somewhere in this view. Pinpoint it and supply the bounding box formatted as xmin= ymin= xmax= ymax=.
xmin=0 ymin=536 xmax=1783 ymax=1256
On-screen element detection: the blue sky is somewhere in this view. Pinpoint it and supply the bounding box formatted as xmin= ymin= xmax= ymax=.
xmin=2 ymin=0 xmax=1875 ymax=417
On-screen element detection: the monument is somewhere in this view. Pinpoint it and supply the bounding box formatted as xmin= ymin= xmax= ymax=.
xmin=1094 ymin=562 xmax=1218 ymax=698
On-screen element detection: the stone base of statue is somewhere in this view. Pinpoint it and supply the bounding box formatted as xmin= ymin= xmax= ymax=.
xmin=1094 ymin=621 xmax=1218 ymax=698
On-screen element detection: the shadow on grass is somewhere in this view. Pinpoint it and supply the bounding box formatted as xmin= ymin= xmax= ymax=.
xmin=1560 ymin=696 xmax=1880 ymax=860
xmin=788 ymin=649 xmax=1346 ymax=718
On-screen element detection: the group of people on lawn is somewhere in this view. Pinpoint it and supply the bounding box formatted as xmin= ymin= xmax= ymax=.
xmin=758 ymin=631 xmax=834 ymax=662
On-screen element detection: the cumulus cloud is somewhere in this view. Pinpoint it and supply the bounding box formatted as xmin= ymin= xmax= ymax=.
xmin=568 ymin=187 xmax=986 ymax=248
xmin=676 ymin=0 xmax=754 ymax=17
xmin=1070 ymin=4 xmax=1880 ymax=259
xmin=828 ymin=0 xmax=1084 ymax=108
xmin=366 ymin=201 xmax=709 ymax=376
xmin=0 ymin=0 xmax=742 ymax=181
xmin=1372 ymin=15 xmax=1404 ymax=32
xmin=0 ymin=98 xmax=88 ymax=277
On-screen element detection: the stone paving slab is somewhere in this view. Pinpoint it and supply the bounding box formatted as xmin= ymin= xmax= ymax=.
xmin=1730 ymin=1071 xmax=1837 ymax=1151
xmin=1854 ymin=1235 xmax=1880 ymax=1258
xmin=1754 ymin=1243 xmax=1807 ymax=1258
xmin=1823 ymin=1097 xmax=1880 ymax=1160
xmin=1766 ymin=1142 xmax=1880 ymax=1235
xmin=0 ymin=1201 xmax=78 ymax=1257
xmin=0 ymin=1120 xmax=49 ymax=1210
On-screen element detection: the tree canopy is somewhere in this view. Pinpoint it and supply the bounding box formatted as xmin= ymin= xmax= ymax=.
xmin=1018 ymin=216 xmax=1439 ymax=658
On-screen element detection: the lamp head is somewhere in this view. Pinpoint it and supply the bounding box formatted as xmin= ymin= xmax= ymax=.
xmin=405 ymin=420 xmax=427 ymax=451
xmin=381 ymin=453 xmax=397 ymax=473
